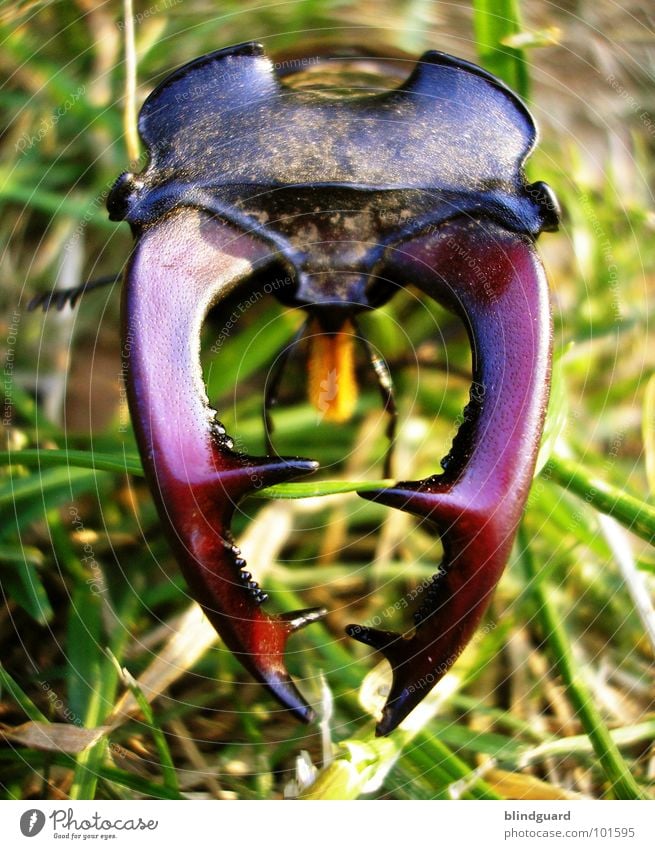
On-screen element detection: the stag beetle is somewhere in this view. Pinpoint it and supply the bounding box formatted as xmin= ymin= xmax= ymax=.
xmin=35 ymin=43 xmax=559 ymax=735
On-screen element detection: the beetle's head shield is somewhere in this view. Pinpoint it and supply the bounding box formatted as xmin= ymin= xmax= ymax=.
xmin=109 ymin=41 xmax=558 ymax=309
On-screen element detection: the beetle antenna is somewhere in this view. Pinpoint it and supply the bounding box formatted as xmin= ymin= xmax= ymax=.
xmin=27 ymin=273 xmax=121 ymax=312
xmin=352 ymin=317 xmax=397 ymax=478
xmin=263 ymin=316 xmax=311 ymax=456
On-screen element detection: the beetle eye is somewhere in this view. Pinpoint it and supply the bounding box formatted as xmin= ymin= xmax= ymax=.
xmin=107 ymin=172 xmax=141 ymax=221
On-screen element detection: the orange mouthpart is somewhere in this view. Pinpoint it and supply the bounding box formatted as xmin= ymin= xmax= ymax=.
xmin=307 ymin=319 xmax=358 ymax=422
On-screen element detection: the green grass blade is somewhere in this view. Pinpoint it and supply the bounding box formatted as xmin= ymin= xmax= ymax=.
xmin=643 ymin=374 xmax=655 ymax=495
xmin=2 ymin=380 xmax=60 ymax=435
xmin=93 ymin=763 xmax=184 ymax=800
xmin=251 ymin=478 xmax=392 ymax=499
xmin=547 ymin=455 xmax=655 ymax=544
xmin=519 ymin=719 xmax=655 ymax=768
xmin=535 ymin=345 xmax=569 ymax=475
xmin=67 ymin=586 xmax=140 ymax=800
xmin=0 ymin=184 xmax=117 ymax=227
xmin=0 ymin=750 xmax=183 ymax=800
xmin=205 ymin=313 xmax=298 ymax=402
xmin=518 ymin=526 xmax=646 ymax=799
xmin=394 ymin=735 xmax=502 ymax=800
xmin=473 ymin=0 xmax=529 ymax=97
xmin=66 ymin=584 xmax=103 ymax=726
xmin=0 ymin=449 xmax=143 ymax=477
xmin=117 ymin=665 xmax=179 ymax=794
xmin=0 ymin=544 xmax=44 ymax=566
xmin=66 ymin=573 xmax=116 ymax=799
xmin=0 ymin=555 xmax=52 ymax=625
xmin=0 ymin=664 xmax=48 ymax=723
xmin=0 ymin=466 xmax=101 ymax=507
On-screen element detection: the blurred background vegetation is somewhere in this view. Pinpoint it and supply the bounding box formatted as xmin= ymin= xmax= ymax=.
xmin=0 ymin=0 xmax=653 ymax=800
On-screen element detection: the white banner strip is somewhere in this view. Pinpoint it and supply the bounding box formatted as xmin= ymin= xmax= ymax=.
xmin=1 ymin=800 xmax=653 ymax=848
